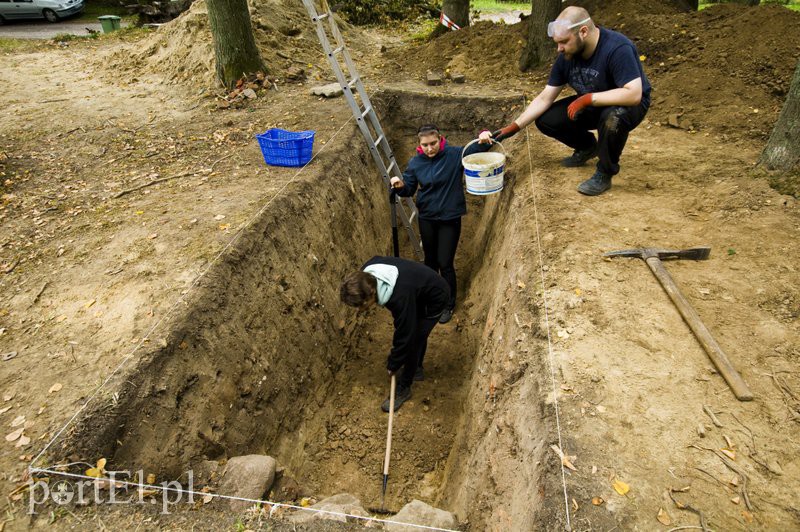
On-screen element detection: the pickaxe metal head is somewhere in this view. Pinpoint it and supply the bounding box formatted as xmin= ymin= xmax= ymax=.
xmin=603 ymin=246 xmax=711 ymax=261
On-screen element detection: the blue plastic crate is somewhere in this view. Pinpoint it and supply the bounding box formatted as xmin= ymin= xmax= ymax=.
xmin=256 ymin=128 xmax=315 ymax=167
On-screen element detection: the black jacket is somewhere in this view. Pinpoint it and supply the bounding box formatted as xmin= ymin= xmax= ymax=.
xmin=363 ymin=256 xmax=450 ymax=371
xmin=395 ymin=142 xmax=490 ymax=221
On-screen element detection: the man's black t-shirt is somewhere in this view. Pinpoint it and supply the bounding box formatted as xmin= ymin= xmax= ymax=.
xmin=548 ymin=27 xmax=651 ymax=107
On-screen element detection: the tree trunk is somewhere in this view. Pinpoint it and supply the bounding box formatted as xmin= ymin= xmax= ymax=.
xmin=518 ymin=0 xmax=561 ymax=72
xmin=431 ymin=0 xmax=469 ymax=38
xmin=759 ymin=59 xmax=800 ymax=172
xmin=206 ymin=0 xmax=266 ymax=88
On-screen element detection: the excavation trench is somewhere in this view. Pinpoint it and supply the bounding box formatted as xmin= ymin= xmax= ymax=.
xmin=56 ymin=89 xmax=557 ymax=529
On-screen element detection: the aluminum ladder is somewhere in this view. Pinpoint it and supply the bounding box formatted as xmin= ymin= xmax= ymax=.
xmin=301 ymin=0 xmax=423 ymax=258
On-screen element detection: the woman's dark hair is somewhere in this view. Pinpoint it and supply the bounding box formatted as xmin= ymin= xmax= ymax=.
xmin=417 ymin=124 xmax=440 ymax=137
xmin=340 ymin=271 xmax=377 ymax=307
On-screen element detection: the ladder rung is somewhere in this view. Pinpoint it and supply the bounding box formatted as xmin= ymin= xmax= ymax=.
xmin=330 ymin=46 xmax=344 ymax=56
xmin=374 ymin=134 xmax=384 ymax=147
xmin=386 ymin=160 xmax=396 ymax=174
xmin=348 ymin=77 xmax=359 ymax=88
xmin=361 ymin=106 xmax=372 ymax=119
xmin=315 ymin=12 xmax=329 ymax=21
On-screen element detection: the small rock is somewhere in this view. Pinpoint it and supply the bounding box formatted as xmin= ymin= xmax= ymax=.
xmin=426 ymin=72 xmax=443 ymax=86
xmin=286 ymin=66 xmax=306 ymax=82
xmin=217 ymin=455 xmax=277 ymax=512
xmin=288 ymin=493 xmax=369 ymax=523
xmin=667 ymin=114 xmax=682 ymax=129
xmin=387 ymin=500 xmax=457 ymax=531
xmin=451 ymin=73 xmax=466 ymax=83
xmin=242 ymin=88 xmax=257 ymax=99
xmin=311 ymin=83 xmax=343 ymax=98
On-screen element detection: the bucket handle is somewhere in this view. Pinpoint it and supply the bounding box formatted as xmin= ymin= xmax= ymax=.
xmin=461 ymin=138 xmax=506 ymax=161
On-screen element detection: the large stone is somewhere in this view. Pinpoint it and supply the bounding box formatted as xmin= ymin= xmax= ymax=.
xmin=311 ymin=83 xmax=344 ymax=98
xmin=288 ymin=493 xmax=369 ymax=524
xmin=217 ymin=455 xmax=277 ymax=512
xmin=386 ymin=500 xmax=457 ymax=531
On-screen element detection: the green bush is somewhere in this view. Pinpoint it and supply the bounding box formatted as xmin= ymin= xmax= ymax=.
xmin=334 ymin=0 xmax=439 ymax=25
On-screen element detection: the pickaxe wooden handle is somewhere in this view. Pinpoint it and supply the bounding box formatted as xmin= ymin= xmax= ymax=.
xmin=604 ymin=247 xmax=753 ymax=402
xmin=644 ymin=257 xmax=753 ymax=401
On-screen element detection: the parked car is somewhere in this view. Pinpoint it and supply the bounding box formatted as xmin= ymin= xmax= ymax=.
xmin=0 ymin=0 xmax=84 ymax=23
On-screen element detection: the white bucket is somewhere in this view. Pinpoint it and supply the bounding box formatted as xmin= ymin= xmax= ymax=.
xmin=461 ymin=139 xmax=506 ymax=196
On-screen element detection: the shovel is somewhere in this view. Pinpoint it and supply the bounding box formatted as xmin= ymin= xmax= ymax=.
xmin=368 ymin=373 xmax=396 ymax=514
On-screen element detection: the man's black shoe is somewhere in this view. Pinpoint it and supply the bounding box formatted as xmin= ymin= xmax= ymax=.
xmin=414 ymin=366 xmax=424 ymax=382
xmin=561 ymin=143 xmax=598 ymax=167
xmin=381 ymin=386 xmax=412 ymax=413
xmin=577 ymin=171 xmax=612 ymax=196
xmin=438 ymin=308 xmax=453 ymax=324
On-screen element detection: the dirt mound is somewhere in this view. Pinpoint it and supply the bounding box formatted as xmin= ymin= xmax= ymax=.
xmin=384 ymin=20 xmax=532 ymax=85
xmin=595 ymin=3 xmax=800 ymax=140
xmin=392 ymin=3 xmax=800 ymax=142
xmin=104 ymin=0 xmax=362 ymax=87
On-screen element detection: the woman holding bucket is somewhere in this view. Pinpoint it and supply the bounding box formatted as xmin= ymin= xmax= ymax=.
xmin=389 ymin=124 xmax=497 ymax=324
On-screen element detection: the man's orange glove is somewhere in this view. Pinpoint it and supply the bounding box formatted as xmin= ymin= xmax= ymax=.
xmin=491 ymin=122 xmax=520 ymax=142
xmin=567 ymin=93 xmax=594 ymax=121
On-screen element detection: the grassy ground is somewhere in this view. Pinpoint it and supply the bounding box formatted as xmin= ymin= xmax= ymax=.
xmin=471 ymin=0 xmax=530 ymax=14
xmin=0 ymin=37 xmax=39 ymax=53
xmin=76 ymin=4 xmax=130 ymax=21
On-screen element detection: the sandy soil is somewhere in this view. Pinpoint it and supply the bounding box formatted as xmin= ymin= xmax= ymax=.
xmin=1 ymin=1 xmax=798 ymax=531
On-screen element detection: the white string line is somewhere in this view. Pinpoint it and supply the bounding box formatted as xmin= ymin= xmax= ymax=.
xmin=28 ymin=468 xmax=457 ymax=532
xmin=29 ymin=113 xmax=355 ymax=470
xmin=522 ymin=95 xmax=572 ymax=531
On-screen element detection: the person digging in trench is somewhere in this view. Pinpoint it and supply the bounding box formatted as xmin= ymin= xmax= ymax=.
xmin=481 ymin=6 xmax=651 ymax=196
xmin=340 ymin=255 xmax=450 ymax=412
xmin=389 ymin=124 xmax=493 ymax=324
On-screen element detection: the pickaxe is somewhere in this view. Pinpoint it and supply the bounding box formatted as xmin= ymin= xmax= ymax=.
xmin=604 ymin=246 xmax=753 ymax=402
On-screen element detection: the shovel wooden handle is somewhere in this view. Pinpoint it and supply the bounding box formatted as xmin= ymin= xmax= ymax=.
xmin=383 ymin=375 xmax=396 ymax=476
xmin=645 ymin=257 xmax=753 ymax=401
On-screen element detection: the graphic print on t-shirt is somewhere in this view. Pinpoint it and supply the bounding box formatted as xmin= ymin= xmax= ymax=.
xmin=569 ymin=66 xmax=600 ymax=94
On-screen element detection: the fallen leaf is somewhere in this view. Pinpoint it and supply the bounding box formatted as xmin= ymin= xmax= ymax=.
xmin=10 ymin=415 xmax=25 ymax=427
xmin=657 ymin=507 xmax=671 ymax=525
xmin=148 ymin=233 xmax=158 ymax=239
xmin=55 ymin=315 xmax=67 ymax=323
xmin=574 ymin=288 xmax=582 ymax=296
xmin=557 ymin=329 xmax=570 ymax=339
xmin=15 ymin=434 xmax=30 ymax=448
xmin=300 ymin=497 xmax=312 ymax=507
xmin=146 ymin=473 xmax=156 ymax=484
xmin=612 ymin=478 xmax=630 ymax=496
xmin=48 ymin=383 xmax=63 ymax=394
xmin=517 ymin=281 xmax=526 ymax=289
xmin=1 ymin=351 xmax=17 ymax=361
xmin=2 ymin=391 xmax=14 ymax=401
xmin=86 ymin=457 xmax=107 ymax=478
xmin=5 ymin=428 xmax=23 ymax=442
xmin=731 ymin=496 xmax=740 ymax=505
xmin=0 ymin=406 xmax=11 ymax=415
xmin=591 ymin=497 xmax=604 ymax=506
xmin=591 ymin=465 xmax=597 ymax=475
xmin=742 ymin=510 xmax=753 ymax=523
xmin=214 ymin=214 xmax=226 ymax=221
xmin=202 ymin=494 xmax=213 ymax=504
xmin=83 ymin=299 xmax=96 ymax=309
xmin=572 ymin=498 xmax=579 ymax=511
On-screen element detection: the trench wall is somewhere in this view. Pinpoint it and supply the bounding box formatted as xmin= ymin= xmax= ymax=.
xmin=56 ymin=89 xmax=558 ymax=529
